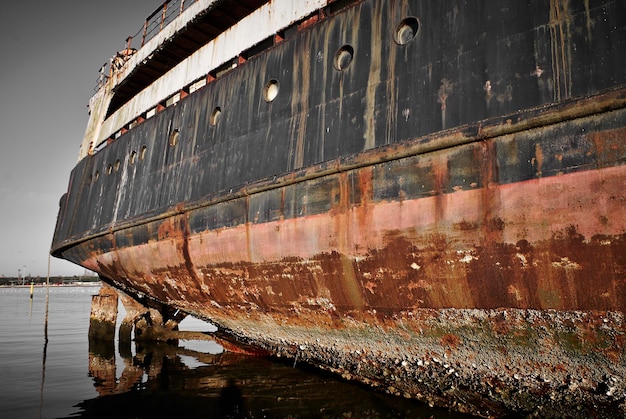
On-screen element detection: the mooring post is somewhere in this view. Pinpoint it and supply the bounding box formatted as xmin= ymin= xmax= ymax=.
xmin=88 ymin=282 xmax=118 ymax=341
xmin=118 ymin=290 xmax=149 ymax=357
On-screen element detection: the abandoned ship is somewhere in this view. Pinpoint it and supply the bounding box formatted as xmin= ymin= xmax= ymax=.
xmin=51 ymin=0 xmax=625 ymax=416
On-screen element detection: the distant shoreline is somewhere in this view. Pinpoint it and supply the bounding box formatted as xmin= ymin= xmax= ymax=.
xmin=0 ymin=276 xmax=101 ymax=287
xmin=0 ymin=281 xmax=102 ymax=288
xmin=0 ymin=282 xmax=102 ymax=288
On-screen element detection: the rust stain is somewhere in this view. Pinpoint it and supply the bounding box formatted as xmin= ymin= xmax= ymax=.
xmin=484 ymin=80 xmax=493 ymax=106
xmin=583 ymin=0 xmax=593 ymax=43
xmin=549 ymin=0 xmax=573 ymax=100
xmin=289 ymin=33 xmax=309 ymax=170
xmin=532 ymin=142 xmax=544 ymax=177
xmin=363 ymin=8 xmax=381 ymax=151
xmin=437 ymin=78 xmax=453 ymax=129
xmin=440 ymin=333 xmax=461 ymax=349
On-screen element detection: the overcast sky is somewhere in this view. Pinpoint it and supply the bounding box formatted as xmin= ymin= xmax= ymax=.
xmin=0 ymin=1 xmax=162 ymax=277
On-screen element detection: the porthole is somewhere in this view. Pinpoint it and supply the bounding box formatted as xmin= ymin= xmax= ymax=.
xmin=106 ymin=164 xmax=113 ymax=175
xmin=129 ymin=150 xmax=137 ymax=166
xmin=394 ymin=17 xmax=419 ymax=45
xmin=334 ymin=45 xmax=354 ymax=71
xmin=140 ymin=145 xmax=147 ymax=161
xmin=169 ymin=129 xmax=180 ymax=147
xmin=114 ymin=159 xmax=121 ymax=172
xmin=210 ymin=107 xmax=222 ymax=126
xmin=263 ymin=79 xmax=279 ymax=102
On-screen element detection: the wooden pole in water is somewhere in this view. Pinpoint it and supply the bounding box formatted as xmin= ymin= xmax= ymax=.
xmin=30 ymin=282 xmax=34 ymax=299
xmin=89 ymin=282 xmax=118 ymax=341
xmin=39 ymin=254 xmax=51 ymax=417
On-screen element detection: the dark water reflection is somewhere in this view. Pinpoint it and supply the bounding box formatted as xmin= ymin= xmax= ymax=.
xmin=0 ymin=287 xmax=470 ymax=418
xmin=77 ymin=336 xmax=469 ymax=419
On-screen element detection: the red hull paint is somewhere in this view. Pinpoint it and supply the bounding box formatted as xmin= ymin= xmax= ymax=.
xmin=83 ymin=157 xmax=626 ymax=312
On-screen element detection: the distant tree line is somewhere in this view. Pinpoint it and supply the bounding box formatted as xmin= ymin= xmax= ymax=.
xmin=0 ymin=275 xmax=100 ymax=286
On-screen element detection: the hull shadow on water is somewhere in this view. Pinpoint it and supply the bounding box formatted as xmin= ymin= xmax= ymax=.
xmin=68 ymin=336 xmax=470 ymax=419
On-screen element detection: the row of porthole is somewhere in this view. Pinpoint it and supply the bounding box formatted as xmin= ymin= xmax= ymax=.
xmin=334 ymin=16 xmax=419 ymax=69
xmin=90 ymin=17 xmax=420 ymax=183
xmin=204 ymin=77 xmax=284 ymax=127
xmin=89 ymin=145 xmax=148 ymax=184
xmin=206 ymin=17 xmax=419 ymax=126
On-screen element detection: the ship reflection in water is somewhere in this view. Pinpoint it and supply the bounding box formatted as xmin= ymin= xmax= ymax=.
xmin=80 ymin=335 xmax=469 ymax=418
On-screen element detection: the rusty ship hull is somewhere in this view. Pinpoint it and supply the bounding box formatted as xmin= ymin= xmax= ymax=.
xmin=52 ymin=0 xmax=625 ymax=416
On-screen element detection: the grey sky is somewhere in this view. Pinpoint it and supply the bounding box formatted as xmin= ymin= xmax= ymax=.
xmin=0 ymin=1 xmax=161 ymax=277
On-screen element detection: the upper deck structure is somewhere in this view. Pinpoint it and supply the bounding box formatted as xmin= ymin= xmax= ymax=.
xmin=81 ymin=0 xmax=335 ymax=159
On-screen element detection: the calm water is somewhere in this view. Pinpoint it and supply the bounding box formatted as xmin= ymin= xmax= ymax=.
xmin=0 ymin=286 xmax=470 ymax=418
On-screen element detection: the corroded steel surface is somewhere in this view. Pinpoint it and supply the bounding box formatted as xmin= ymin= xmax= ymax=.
xmin=71 ymin=107 xmax=626 ymax=313
xmin=51 ymin=0 xmax=626 ymax=416
xmin=67 ymin=109 xmax=626 ymax=416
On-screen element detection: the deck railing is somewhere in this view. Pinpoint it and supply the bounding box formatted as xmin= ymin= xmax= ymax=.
xmin=140 ymin=0 xmax=198 ymax=48
xmin=97 ymin=0 xmax=199 ymax=89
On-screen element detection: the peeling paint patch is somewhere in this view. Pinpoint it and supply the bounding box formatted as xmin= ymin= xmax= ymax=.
xmin=551 ymin=257 xmax=581 ymax=270
xmin=457 ymin=251 xmax=477 ymax=264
